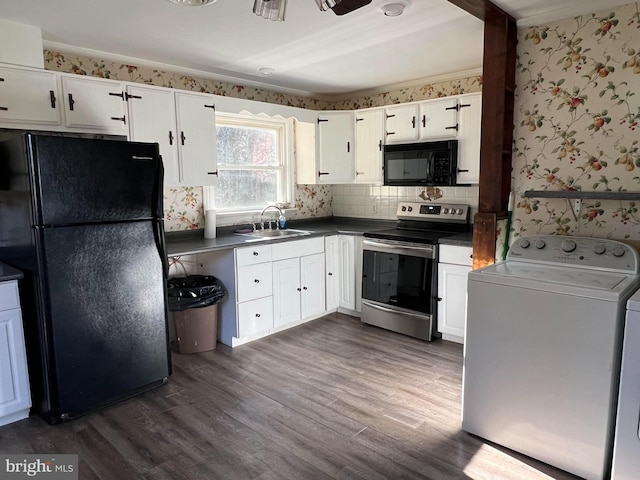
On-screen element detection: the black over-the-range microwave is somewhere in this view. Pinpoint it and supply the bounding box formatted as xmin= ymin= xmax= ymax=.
xmin=383 ymin=140 xmax=459 ymax=186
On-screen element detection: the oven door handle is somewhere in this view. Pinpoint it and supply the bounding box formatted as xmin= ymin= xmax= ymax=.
xmin=362 ymin=240 xmax=435 ymax=259
xmin=361 ymin=300 xmax=431 ymax=320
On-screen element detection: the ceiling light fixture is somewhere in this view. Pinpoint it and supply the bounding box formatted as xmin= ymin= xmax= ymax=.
xmin=258 ymin=67 xmax=276 ymax=75
xmin=314 ymin=0 xmax=343 ymax=11
xmin=168 ymin=0 xmax=217 ymax=6
xmin=381 ymin=1 xmax=409 ymax=17
xmin=253 ymin=0 xmax=287 ymax=22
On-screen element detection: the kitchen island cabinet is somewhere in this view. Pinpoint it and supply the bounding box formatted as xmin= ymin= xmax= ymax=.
xmin=0 ymin=270 xmax=31 ymax=427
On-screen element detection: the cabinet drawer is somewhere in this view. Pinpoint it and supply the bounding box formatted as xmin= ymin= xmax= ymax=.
xmin=439 ymin=245 xmax=473 ymax=266
xmin=236 ymin=245 xmax=272 ymax=267
xmin=238 ymin=296 xmax=273 ymax=338
xmin=272 ymin=237 xmax=324 ymax=261
xmin=0 ymin=281 xmax=20 ymax=312
xmin=237 ymin=263 xmax=272 ymax=302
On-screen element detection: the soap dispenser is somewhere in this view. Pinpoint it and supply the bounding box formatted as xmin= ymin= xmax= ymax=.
xmin=278 ymin=214 xmax=287 ymax=230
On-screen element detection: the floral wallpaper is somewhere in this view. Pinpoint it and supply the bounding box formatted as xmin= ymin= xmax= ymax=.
xmin=44 ymin=48 xmax=481 ymax=231
xmin=326 ymin=75 xmax=483 ymax=110
xmin=512 ymin=2 xmax=640 ymax=241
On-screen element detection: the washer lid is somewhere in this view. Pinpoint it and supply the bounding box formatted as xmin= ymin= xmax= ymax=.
xmin=479 ymin=262 xmax=630 ymax=291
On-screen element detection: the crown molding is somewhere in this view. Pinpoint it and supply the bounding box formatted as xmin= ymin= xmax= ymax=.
xmin=319 ymin=67 xmax=483 ymax=102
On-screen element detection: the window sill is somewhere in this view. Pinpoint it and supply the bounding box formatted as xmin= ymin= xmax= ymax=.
xmin=215 ymin=207 xmax=296 ymax=227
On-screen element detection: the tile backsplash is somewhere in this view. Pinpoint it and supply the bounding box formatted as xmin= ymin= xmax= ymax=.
xmin=332 ymin=185 xmax=479 ymax=220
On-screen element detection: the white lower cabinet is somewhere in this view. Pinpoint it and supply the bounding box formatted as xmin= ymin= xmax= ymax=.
xmin=0 ymin=280 xmax=31 ymax=427
xmin=238 ymin=296 xmax=273 ymax=338
xmin=338 ymin=235 xmax=355 ymax=310
xmin=324 ymin=234 xmax=362 ymax=315
xmin=324 ymin=236 xmax=339 ymax=311
xmin=437 ymin=244 xmax=473 ymax=343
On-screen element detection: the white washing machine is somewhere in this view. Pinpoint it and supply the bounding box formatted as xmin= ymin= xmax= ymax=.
xmin=462 ymin=235 xmax=640 ymax=480
xmin=611 ymin=288 xmax=640 ymax=479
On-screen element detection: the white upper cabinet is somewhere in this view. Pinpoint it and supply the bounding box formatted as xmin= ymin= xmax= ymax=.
xmin=0 ymin=66 xmax=60 ymax=127
xmin=174 ymin=91 xmax=218 ymax=186
xmin=384 ymin=103 xmax=419 ymax=143
xmin=420 ymin=97 xmax=459 ymax=139
xmin=126 ymin=84 xmax=179 ymax=186
xmin=355 ymin=109 xmax=384 ymax=184
xmin=61 ymin=75 xmax=127 ymax=134
xmin=317 ymin=111 xmax=355 ymax=184
xmin=456 ymin=92 xmax=482 ymax=184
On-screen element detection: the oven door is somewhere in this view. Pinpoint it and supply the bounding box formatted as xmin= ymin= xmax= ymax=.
xmin=361 ymin=239 xmax=438 ymax=341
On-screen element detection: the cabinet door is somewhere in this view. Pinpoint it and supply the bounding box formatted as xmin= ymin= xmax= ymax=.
xmin=354 ymin=236 xmax=364 ymax=313
xmin=384 ymin=104 xmax=419 ymax=144
xmin=457 ymin=93 xmax=482 ymax=184
xmin=237 ymin=263 xmax=272 ymax=303
xmin=0 ymin=66 xmax=60 ymax=126
xmin=174 ymin=91 xmax=218 ymax=186
xmin=126 ymin=85 xmax=180 ymax=186
xmin=338 ymin=235 xmax=356 ymax=310
xmin=355 ymin=109 xmax=384 ymax=184
xmin=238 ymin=296 xmax=273 ymax=338
xmin=300 ymin=253 xmax=326 ymax=319
xmin=61 ymin=76 xmax=127 ymax=133
xmin=420 ymin=97 xmax=459 ymax=139
xmin=437 ymin=262 xmax=471 ymax=342
xmin=0 ymin=307 xmax=31 ymax=424
xmin=273 ymin=258 xmax=302 ymax=328
xmin=317 ymin=111 xmax=355 ymax=184
xmin=324 ymin=235 xmax=339 ymax=311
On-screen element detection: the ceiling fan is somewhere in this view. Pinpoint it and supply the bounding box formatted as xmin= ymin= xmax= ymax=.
xmin=253 ymin=0 xmax=372 ymax=20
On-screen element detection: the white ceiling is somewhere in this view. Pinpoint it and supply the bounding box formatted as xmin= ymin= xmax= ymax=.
xmin=0 ymin=0 xmax=634 ymax=97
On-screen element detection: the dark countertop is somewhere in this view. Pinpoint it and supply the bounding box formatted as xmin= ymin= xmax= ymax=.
xmin=0 ymin=262 xmax=24 ymax=282
xmin=438 ymin=231 xmax=474 ymax=247
xmin=165 ymin=217 xmax=396 ymax=256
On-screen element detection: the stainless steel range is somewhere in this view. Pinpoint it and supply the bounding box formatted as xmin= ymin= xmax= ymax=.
xmin=361 ymin=202 xmax=471 ymax=341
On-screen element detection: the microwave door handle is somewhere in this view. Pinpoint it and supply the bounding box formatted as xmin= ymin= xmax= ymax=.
xmin=426 ymin=156 xmax=432 ymax=183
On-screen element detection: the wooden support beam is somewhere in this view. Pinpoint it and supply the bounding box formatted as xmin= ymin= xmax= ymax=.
xmin=447 ymin=0 xmax=517 ymax=268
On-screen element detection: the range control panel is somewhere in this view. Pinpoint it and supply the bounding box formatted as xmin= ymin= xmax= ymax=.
xmin=507 ymin=235 xmax=640 ymax=274
xmin=396 ymin=202 xmax=470 ymax=223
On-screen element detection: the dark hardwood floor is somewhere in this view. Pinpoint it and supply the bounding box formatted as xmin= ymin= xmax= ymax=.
xmin=0 ymin=313 xmax=581 ymax=480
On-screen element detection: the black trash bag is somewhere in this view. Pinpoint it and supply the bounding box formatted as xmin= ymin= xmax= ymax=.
xmin=167 ymin=275 xmax=227 ymax=312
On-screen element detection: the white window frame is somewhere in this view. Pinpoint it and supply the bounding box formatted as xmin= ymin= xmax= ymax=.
xmin=204 ymin=112 xmax=295 ymax=224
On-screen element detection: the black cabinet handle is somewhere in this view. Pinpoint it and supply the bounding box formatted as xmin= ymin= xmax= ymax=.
xmin=207 ymin=171 xmax=218 ymax=176
xmin=328 ymin=272 xmax=333 ymax=276
xmin=255 ymin=313 xmax=261 ymax=318
xmin=386 ymin=114 xmax=396 ymax=119
xmin=297 ymin=287 xmax=302 ymax=292
xmin=459 ymin=103 xmax=471 ymax=109
xmin=204 ymin=104 xmax=215 ymax=110
xmin=356 ymin=118 xmax=364 ymax=122
xmin=303 ymin=286 xmax=308 ymax=291
xmin=169 ymin=131 xmax=174 ymax=145
xmin=347 ymin=141 xmax=350 ymax=153
xmin=111 ymin=116 xmax=126 ymax=124
xmin=445 ymin=104 xmax=460 ymax=111
xmin=0 ymin=106 xmax=7 ymax=111
xmin=379 ymin=140 xmax=382 ymax=151
xmin=446 ymin=124 xmax=459 ymax=131
xmin=435 ymin=296 xmax=443 ymax=301
xmin=0 ymin=77 xmax=4 ymax=82
xmin=253 ymin=251 xmax=259 ymax=256
xmin=125 ymin=92 xmax=142 ymax=100
xmin=458 ymin=169 xmax=469 ymax=173
xmin=318 ymin=171 xmax=330 ymax=176
xmin=68 ymin=93 xmax=75 ymax=111
xmin=386 ymin=131 xmax=396 ymax=136
xmin=254 ymin=279 xmax=260 ymax=283
xmin=422 ymin=115 xmax=426 ymax=127
xmin=49 ymin=90 xmax=56 ymax=109
xmin=411 ymin=116 xmax=416 ymax=128
xmin=317 ymin=118 xmax=329 ymax=123
xmin=181 ymin=131 xmax=186 ymax=145
xmin=109 ymin=91 xmax=125 ymax=100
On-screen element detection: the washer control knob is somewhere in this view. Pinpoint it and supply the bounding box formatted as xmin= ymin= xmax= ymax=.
xmin=561 ymin=239 xmax=577 ymax=253
xmin=594 ymin=244 xmax=606 ymax=255
xmin=612 ymin=245 xmax=626 ymax=258
xmin=520 ymin=239 xmax=531 ymax=249
xmin=534 ymin=239 xmax=546 ymax=249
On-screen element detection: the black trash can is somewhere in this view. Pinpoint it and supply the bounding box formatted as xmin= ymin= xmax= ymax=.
xmin=167 ymin=275 xmax=226 ymax=353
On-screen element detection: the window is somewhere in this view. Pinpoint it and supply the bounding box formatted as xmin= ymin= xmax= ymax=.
xmin=212 ymin=113 xmax=292 ymax=213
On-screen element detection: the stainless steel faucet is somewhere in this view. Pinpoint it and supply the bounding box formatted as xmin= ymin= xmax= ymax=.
xmin=259 ymin=205 xmax=284 ymax=229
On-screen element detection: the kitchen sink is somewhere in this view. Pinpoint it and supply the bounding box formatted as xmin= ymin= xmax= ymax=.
xmin=237 ymin=229 xmax=312 ymax=239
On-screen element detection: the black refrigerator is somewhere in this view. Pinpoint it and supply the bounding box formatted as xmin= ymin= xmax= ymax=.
xmin=0 ymin=132 xmax=171 ymax=424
